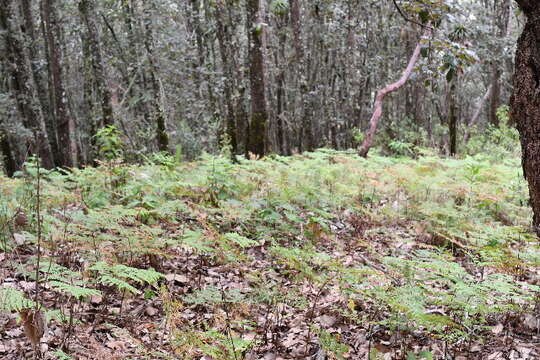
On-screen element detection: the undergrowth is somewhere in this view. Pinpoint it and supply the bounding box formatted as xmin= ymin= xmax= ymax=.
xmin=0 ymin=148 xmax=537 ymax=359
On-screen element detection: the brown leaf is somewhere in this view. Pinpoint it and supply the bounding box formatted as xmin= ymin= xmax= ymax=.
xmin=19 ymin=309 xmax=47 ymax=348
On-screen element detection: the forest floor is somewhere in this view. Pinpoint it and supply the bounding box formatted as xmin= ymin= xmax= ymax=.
xmin=1 ymin=149 xmax=540 ymax=360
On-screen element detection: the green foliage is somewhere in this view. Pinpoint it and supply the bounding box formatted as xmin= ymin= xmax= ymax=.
xmin=465 ymin=105 xmax=520 ymax=157
xmin=316 ymin=328 xmax=349 ymax=359
xmin=143 ymin=151 xmax=178 ymax=170
xmin=0 ymin=148 xmax=535 ymax=356
xmin=90 ymin=261 xmax=163 ymax=294
xmin=95 ymin=125 xmax=124 ymax=161
xmin=0 ymin=287 xmax=35 ymax=312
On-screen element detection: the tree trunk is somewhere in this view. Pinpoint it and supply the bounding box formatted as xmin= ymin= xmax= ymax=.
xmin=142 ymin=0 xmax=169 ymax=152
xmin=447 ymin=77 xmax=458 ymax=156
xmin=41 ymin=0 xmax=77 ymax=167
xmin=20 ymin=0 xmax=59 ymax=162
xmin=79 ymin=0 xmax=114 ymax=129
xmin=511 ymin=1 xmax=540 ymax=236
xmin=489 ymin=0 xmax=511 ymax=127
xmin=0 ymin=0 xmax=54 ymax=168
xmin=246 ymin=0 xmax=268 ymax=157
xmin=0 ymin=125 xmax=17 ymax=176
xmin=214 ymin=4 xmax=238 ymax=155
xmin=290 ymin=0 xmax=311 ymax=153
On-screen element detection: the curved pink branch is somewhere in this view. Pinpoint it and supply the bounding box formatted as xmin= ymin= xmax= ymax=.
xmin=359 ymin=29 xmax=431 ymax=157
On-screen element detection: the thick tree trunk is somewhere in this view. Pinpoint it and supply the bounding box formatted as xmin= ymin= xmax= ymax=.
xmin=41 ymin=0 xmax=77 ymax=167
xmin=511 ymin=0 xmax=540 ymax=235
xmin=290 ymin=0 xmax=312 ymax=153
xmin=246 ymin=0 xmax=268 ymax=157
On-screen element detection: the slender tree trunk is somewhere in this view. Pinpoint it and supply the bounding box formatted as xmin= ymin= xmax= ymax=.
xmin=0 ymin=124 xmax=17 ymax=176
xmin=359 ymin=28 xmax=430 ymax=157
xmin=274 ymin=12 xmax=287 ymax=155
xmin=511 ymin=0 xmax=540 ymax=236
xmin=246 ymin=0 xmax=268 ymax=157
xmin=215 ymin=4 xmax=238 ymax=154
xmin=79 ymin=0 xmax=114 ymax=128
xmin=489 ymin=0 xmax=511 ymax=127
xmin=142 ymin=0 xmax=168 ymax=152
xmin=447 ymin=77 xmax=458 ymax=156
xmin=464 ymin=84 xmax=493 ymax=142
xmin=489 ymin=64 xmax=502 ymax=127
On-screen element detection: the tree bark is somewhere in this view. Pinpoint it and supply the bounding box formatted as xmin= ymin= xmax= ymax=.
xmin=0 ymin=0 xmax=54 ymax=168
xmin=511 ymin=0 xmax=540 ymax=235
xmin=214 ymin=3 xmax=238 ymax=155
xmin=359 ymin=28 xmax=430 ymax=157
xmin=290 ymin=0 xmax=312 ymax=153
xmin=142 ymin=0 xmax=169 ymax=152
xmin=447 ymin=77 xmax=458 ymax=156
xmin=41 ymin=0 xmax=77 ymax=167
xmin=79 ymin=0 xmax=114 ymax=128
xmin=0 ymin=125 xmax=17 ymax=176
xmin=20 ymin=0 xmax=59 ymax=162
xmin=246 ymin=0 xmax=268 ymax=157
xmin=489 ymin=0 xmax=511 ymax=127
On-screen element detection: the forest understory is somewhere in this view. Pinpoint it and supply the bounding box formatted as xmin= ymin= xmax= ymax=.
xmin=1 ymin=149 xmax=540 ymax=360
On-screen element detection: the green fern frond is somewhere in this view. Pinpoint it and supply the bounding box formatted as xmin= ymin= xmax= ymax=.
xmin=48 ymin=281 xmax=101 ymax=300
xmin=112 ymin=264 xmax=164 ymax=284
xmin=0 ymin=287 xmax=35 ymax=312
xmin=98 ymin=275 xmax=140 ymax=294
xmin=90 ymin=261 xmax=163 ymax=294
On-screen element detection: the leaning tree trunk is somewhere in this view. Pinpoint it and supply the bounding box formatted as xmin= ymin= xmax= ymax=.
xmin=511 ymin=0 xmax=540 ymax=236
